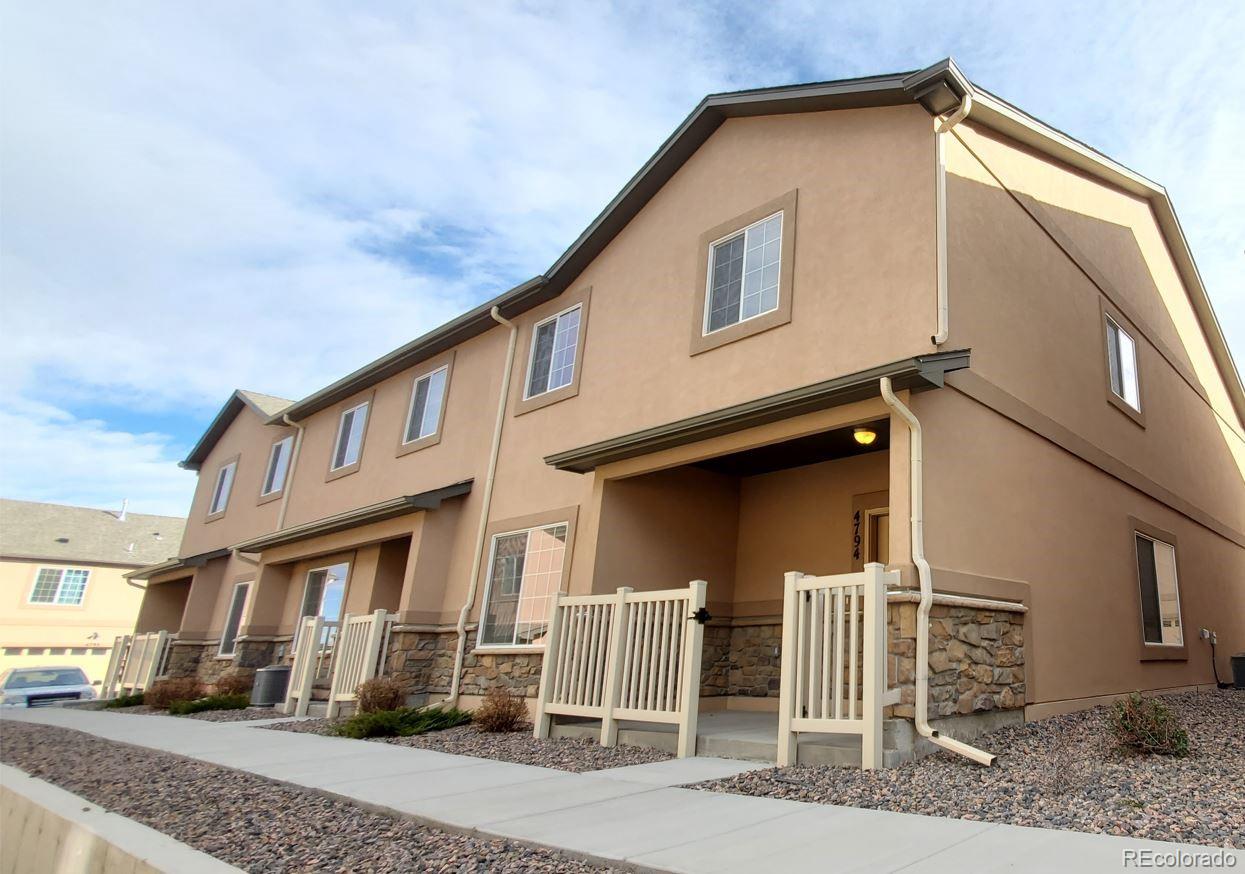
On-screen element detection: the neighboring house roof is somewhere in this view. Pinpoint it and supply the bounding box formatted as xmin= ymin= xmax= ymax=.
xmin=0 ymin=499 xmax=185 ymax=567
xmin=268 ymin=58 xmax=1245 ymax=429
xmin=180 ymin=389 xmax=294 ymax=471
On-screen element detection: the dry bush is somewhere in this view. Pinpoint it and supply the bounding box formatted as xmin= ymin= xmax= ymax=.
xmin=144 ymin=678 xmax=204 ymax=709
xmin=356 ymin=677 xmax=406 ymax=713
xmin=214 ymin=673 xmax=252 ymax=696
xmin=1111 ymin=692 xmax=1189 ymax=757
xmin=473 ymin=687 xmax=529 ymax=733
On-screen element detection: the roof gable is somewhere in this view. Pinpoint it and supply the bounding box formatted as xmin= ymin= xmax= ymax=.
xmin=181 ymin=389 xmax=292 ymax=471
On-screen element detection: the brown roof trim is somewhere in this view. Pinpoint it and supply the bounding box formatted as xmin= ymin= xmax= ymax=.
xmin=232 ymin=480 xmax=473 ymax=553
xmin=546 ymin=351 xmax=969 ymax=473
xmin=181 ymin=390 xmax=293 ymax=470
xmin=124 ymin=547 xmax=231 ymax=581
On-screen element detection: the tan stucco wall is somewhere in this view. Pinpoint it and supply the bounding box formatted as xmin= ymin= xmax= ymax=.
xmin=133 ymin=576 xmax=191 ymax=634
xmin=179 ymin=408 xmax=294 ymax=558
xmin=0 ymin=558 xmax=144 ymax=683
xmin=917 ymin=388 xmax=1245 ymax=704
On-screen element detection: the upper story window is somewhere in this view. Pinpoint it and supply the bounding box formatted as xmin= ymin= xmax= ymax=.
xmin=525 ymin=306 xmax=581 ymax=399
xmin=261 ymin=436 xmax=293 ymax=497
xmin=705 ymin=212 xmax=782 ymax=334
xmin=218 ymin=581 xmax=251 ymax=657
xmin=1134 ymin=532 xmax=1182 ymax=647
xmin=1105 ymin=314 xmax=1140 ymax=412
xmin=29 ymin=568 xmax=89 ymax=605
xmin=331 ymin=402 xmax=369 ymax=472
xmin=208 ymin=460 xmax=236 ymax=516
xmin=404 ymin=365 xmax=448 ymax=445
xmin=478 ymin=523 xmax=568 ymax=648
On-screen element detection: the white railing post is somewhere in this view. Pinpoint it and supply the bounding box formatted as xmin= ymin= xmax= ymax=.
xmin=292 ymin=616 xmax=324 ymax=717
xmin=777 ymin=571 xmax=802 ymax=766
xmin=146 ymin=631 xmax=169 ymax=690
xmin=861 ymin=563 xmax=886 ymax=770
xmin=676 ymin=580 xmax=707 ymax=758
xmin=533 ymin=592 xmax=565 ymax=739
xmin=597 ymin=587 xmax=632 ymax=747
xmin=326 ymin=612 xmax=354 ymax=719
xmin=102 ymin=634 xmax=129 ymax=698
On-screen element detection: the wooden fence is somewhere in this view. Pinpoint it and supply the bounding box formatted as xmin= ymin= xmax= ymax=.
xmin=534 ymin=580 xmax=707 ymax=758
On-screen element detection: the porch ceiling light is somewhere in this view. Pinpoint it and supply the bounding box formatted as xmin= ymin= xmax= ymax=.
xmin=853 ymin=427 xmax=877 ymax=446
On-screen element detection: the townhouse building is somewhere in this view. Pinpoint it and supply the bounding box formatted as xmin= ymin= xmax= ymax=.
xmin=127 ymin=59 xmax=1245 ymax=762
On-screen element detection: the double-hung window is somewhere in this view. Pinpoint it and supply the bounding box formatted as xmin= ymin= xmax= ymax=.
xmin=261 ymin=436 xmax=293 ymax=497
xmin=525 ymin=306 xmax=581 ymax=399
xmin=29 ymin=568 xmax=89 ymax=605
xmin=1105 ymin=315 xmax=1141 ymax=412
xmin=1134 ymin=533 xmax=1182 ymax=647
xmin=404 ymin=366 xmax=448 ymax=445
xmin=218 ymin=582 xmax=251 ymax=657
xmin=331 ymin=402 xmax=369 ymax=471
xmin=705 ymin=212 xmax=782 ymax=334
xmin=478 ymin=523 xmax=568 ymax=647
xmin=208 ymin=461 xmax=236 ymax=515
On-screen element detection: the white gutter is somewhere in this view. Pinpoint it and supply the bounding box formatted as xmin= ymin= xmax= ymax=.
xmin=276 ymin=414 xmax=306 ymax=530
xmin=447 ymin=306 xmax=518 ymax=708
xmin=932 ymin=92 xmax=972 ymax=346
xmin=880 ymin=376 xmax=996 ymax=766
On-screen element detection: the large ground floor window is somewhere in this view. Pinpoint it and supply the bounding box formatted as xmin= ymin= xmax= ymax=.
xmin=478 ymin=523 xmax=568 ymax=647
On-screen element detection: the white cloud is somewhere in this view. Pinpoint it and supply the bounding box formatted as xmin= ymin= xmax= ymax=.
xmin=1 ymin=1 xmax=1242 ymax=512
xmin=0 ymin=398 xmax=194 ymax=517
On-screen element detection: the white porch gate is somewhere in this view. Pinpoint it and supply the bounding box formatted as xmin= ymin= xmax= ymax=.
xmin=284 ymin=610 xmax=393 ymax=717
xmin=777 ymin=563 xmax=895 ymax=769
xmin=101 ymin=631 xmax=170 ymax=698
xmin=534 ymin=580 xmax=707 ymax=757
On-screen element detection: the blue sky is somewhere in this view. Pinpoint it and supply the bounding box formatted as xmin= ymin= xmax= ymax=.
xmin=2 ymin=2 xmax=1243 ymax=516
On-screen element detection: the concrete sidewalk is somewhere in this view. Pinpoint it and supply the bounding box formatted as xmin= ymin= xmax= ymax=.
xmin=3 ymin=709 xmax=1238 ymax=873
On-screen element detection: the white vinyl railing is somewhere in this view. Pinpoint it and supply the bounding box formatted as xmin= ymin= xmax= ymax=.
xmin=284 ymin=616 xmax=339 ymax=716
xmin=777 ymin=563 xmax=894 ymax=769
xmin=102 ymin=631 xmax=170 ymax=698
xmin=534 ymin=580 xmax=707 ymax=758
xmin=326 ymin=610 xmax=395 ymax=718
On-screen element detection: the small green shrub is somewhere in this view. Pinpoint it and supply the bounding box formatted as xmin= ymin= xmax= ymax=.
xmin=144 ymin=678 xmax=203 ymax=709
xmin=1110 ymin=692 xmax=1189 ymax=757
xmin=168 ymin=693 xmax=251 ymax=716
xmin=104 ymin=692 xmax=145 ymax=709
xmin=214 ymin=673 xmax=252 ymax=696
xmin=332 ymin=706 xmax=471 ymax=739
xmin=356 ymin=677 xmax=406 ymax=713
xmin=473 ymin=687 xmax=528 ymax=733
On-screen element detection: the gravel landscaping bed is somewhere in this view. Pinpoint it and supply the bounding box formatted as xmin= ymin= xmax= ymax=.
xmin=695 ymin=689 xmax=1243 ymax=848
xmin=103 ymin=704 xmax=283 ymax=722
xmin=265 ymin=720 xmax=672 ymax=772
xmin=1 ymin=721 xmax=616 ymax=872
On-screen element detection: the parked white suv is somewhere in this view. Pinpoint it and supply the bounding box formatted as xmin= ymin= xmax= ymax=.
xmin=0 ymin=666 xmax=96 ymax=708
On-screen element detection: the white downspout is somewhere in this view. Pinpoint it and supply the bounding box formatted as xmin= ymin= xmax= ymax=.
xmin=880 ymin=376 xmax=996 ymax=766
xmin=276 ymin=414 xmax=306 ymax=530
xmin=447 ymin=306 xmax=518 ymax=708
xmin=932 ymin=93 xmax=973 ymax=346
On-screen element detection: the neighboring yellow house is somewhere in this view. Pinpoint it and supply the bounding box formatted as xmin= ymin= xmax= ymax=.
xmin=0 ymin=499 xmax=184 ymax=684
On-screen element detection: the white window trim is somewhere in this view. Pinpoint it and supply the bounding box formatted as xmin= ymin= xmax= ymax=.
xmin=217 ymin=581 xmax=251 ymax=658
xmin=292 ymin=562 xmax=350 ymax=653
xmin=476 ymin=523 xmax=569 ymax=650
xmin=1135 ymin=532 xmax=1183 ymax=647
xmin=1105 ymin=314 xmax=1141 ymax=412
xmin=702 ymin=210 xmax=784 ymax=336
xmin=523 ymin=304 xmax=582 ymax=401
xmin=402 ymin=364 xmax=449 ymax=445
xmin=208 ymin=461 xmax=237 ymax=515
xmin=27 ymin=567 xmax=90 ymax=606
xmin=330 ymin=402 xmax=369 ymax=471
xmin=260 ymin=436 xmax=294 ymax=497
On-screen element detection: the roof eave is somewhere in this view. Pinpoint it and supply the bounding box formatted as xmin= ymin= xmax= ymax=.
xmin=545 ymin=351 xmax=970 ymax=473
